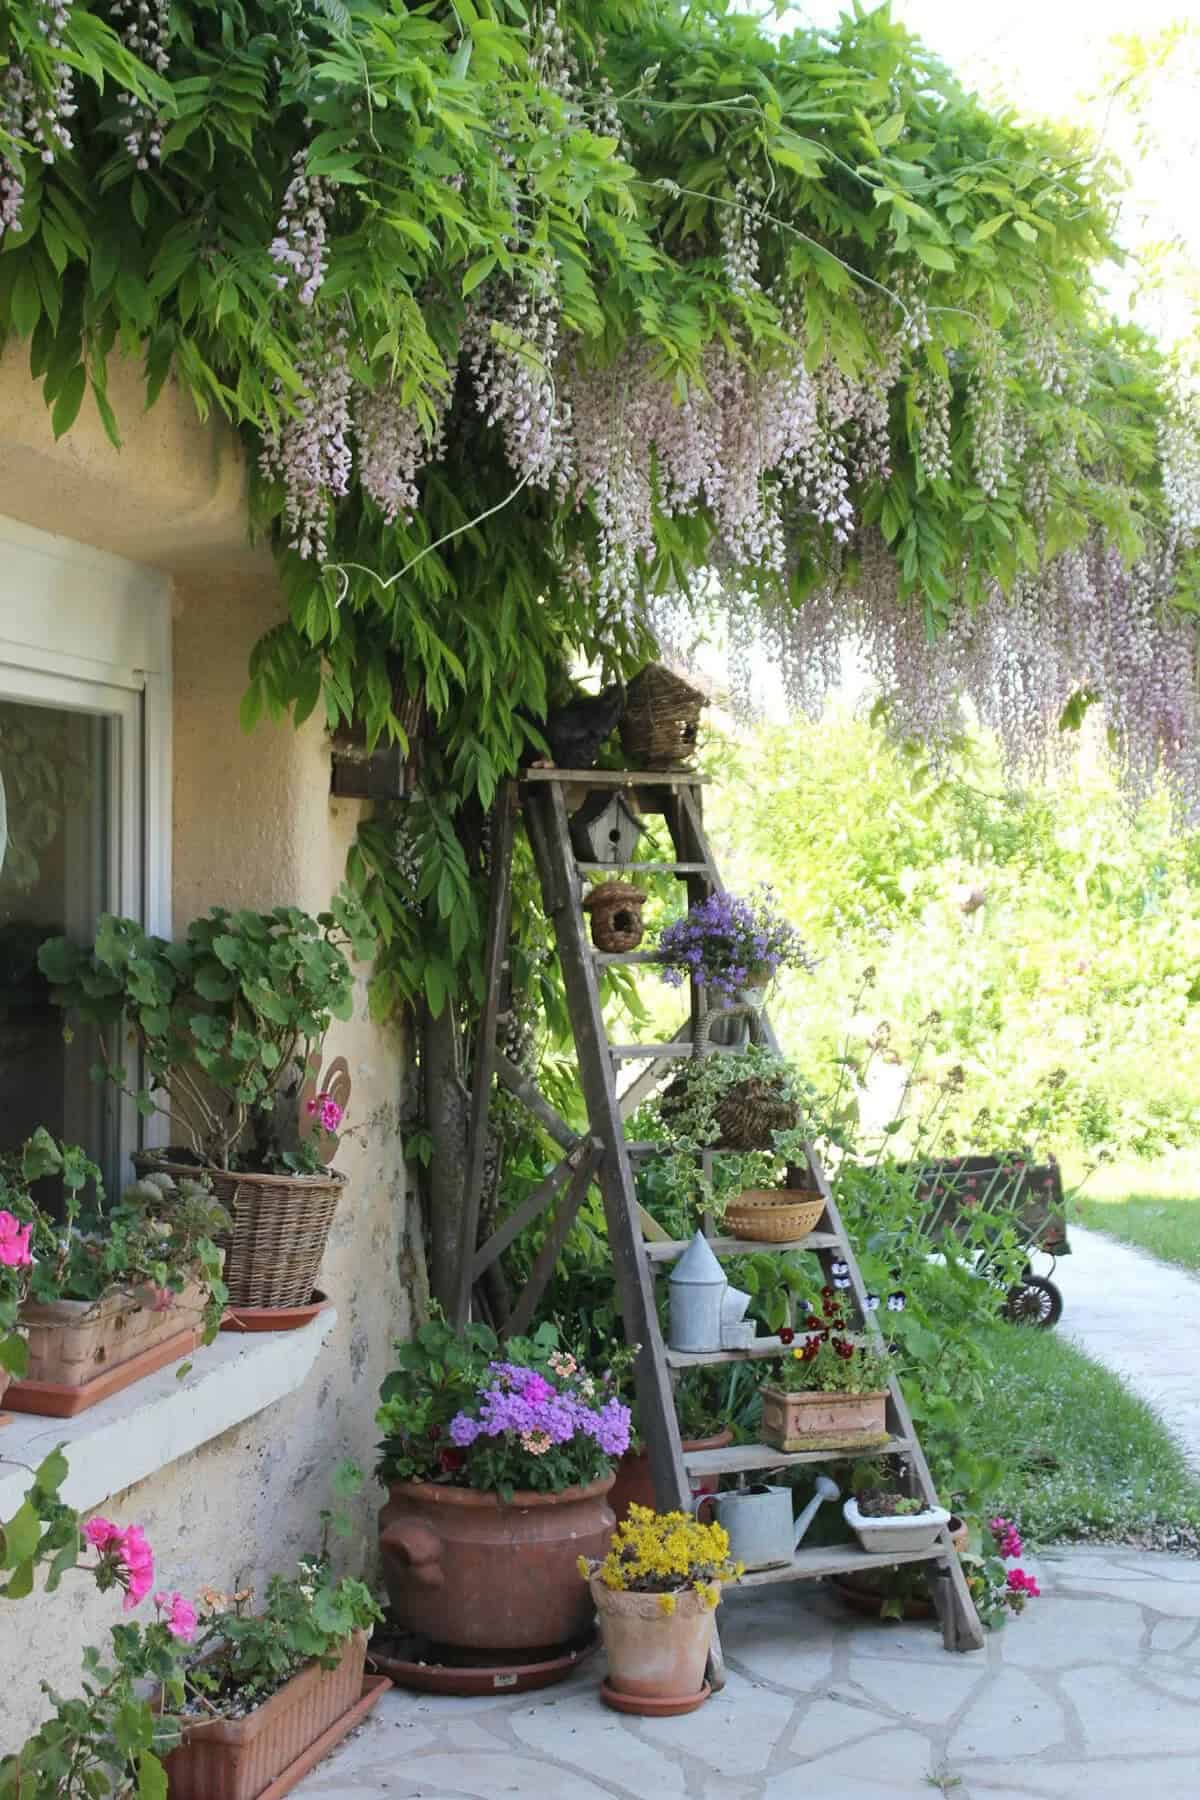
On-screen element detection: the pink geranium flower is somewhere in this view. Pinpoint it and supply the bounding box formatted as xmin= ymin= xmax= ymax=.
xmin=85 ymin=1517 xmax=155 ymax=1609
xmin=155 ymin=1589 xmax=198 ymax=1642
xmin=1007 ymin=1568 xmax=1040 ymax=1598
xmin=0 ymin=1210 xmax=33 ymax=1268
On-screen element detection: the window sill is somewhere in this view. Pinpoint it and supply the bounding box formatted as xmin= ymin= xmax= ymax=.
xmin=0 ymin=1307 xmax=337 ymax=1520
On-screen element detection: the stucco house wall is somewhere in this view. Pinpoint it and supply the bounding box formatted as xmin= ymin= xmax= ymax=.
xmin=0 ymin=351 xmax=420 ymax=1743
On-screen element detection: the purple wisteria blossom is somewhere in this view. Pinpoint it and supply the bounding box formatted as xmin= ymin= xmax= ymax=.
xmin=657 ymin=887 xmax=815 ymax=1003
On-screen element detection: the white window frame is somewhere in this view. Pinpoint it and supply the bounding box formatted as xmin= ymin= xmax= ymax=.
xmin=0 ymin=515 xmax=172 ymax=1171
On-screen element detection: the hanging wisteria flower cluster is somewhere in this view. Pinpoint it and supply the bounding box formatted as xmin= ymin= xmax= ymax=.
xmin=270 ymin=150 xmax=335 ymax=306
xmin=260 ymin=324 xmax=353 ymax=561
xmin=110 ymin=0 xmax=170 ymax=169
xmin=0 ymin=0 xmax=77 ymax=239
xmin=354 ymin=385 xmax=447 ymax=527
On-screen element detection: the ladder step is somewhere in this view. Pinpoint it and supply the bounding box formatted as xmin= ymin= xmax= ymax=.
xmin=644 ymin=1231 xmax=840 ymax=1263
xmin=610 ymin=1042 xmax=742 ymax=1061
xmin=734 ymin=1538 xmax=944 ymax=1590
xmin=577 ymin=861 xmax=711 ymax=875
xmin=684 ymin=1436 xmax=912 ymax=1479
xmin=592 ymin=949 xmax=663 ymax=966
xmin=667 ymin=1335 xmax=802 ymax=1368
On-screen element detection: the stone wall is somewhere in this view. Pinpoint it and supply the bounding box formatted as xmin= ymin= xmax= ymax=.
xmin=0 ymin=349 xmax=420 ymax=1743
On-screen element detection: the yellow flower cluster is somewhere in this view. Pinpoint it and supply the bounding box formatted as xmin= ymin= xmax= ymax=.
xmin=581 ymin=1504 xmax=741 ymax=1595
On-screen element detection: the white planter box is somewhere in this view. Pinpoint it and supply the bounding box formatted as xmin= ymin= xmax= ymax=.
xmin=843 ymin=1496 xmax=951 ymax=1555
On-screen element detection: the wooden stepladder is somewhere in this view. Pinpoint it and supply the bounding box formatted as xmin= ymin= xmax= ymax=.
xmin=454 ymin=768 xmax=985 ymax=1683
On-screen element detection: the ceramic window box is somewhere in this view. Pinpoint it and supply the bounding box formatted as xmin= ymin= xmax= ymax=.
xmin=843 ymin=1495 xmax=951 ymax=1554
xmin=6 ymin=1283 xmax=207 ymax=1416
xmin=163 ymin=1629 xmax=371 ymax=1800
xmin=758 ymin=1385 xmax=890 ymax=1452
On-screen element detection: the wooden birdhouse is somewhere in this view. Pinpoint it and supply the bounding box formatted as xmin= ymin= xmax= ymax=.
xmin=568 ymin=790 xmax=645 ymax=865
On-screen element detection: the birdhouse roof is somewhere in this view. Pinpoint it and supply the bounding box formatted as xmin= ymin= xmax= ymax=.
xmin=670 ymin=1231 xmax=727 ymax=1287
xmin=582 ymin=881 xmax=646 ymax=910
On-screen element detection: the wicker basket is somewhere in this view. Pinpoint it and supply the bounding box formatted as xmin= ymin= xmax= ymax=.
xmin=619 ymin=664 xmax=705 ymax=771
xmin=582 ymin=882 xmax=647 ymax=953
xmin=134 ymin=1154 xmax=343 ymax=1309
xmin=714 ymin=1080 xmax=801 ymax=1150
xmin=723 ymin=1190 xmax=825 ymax=1243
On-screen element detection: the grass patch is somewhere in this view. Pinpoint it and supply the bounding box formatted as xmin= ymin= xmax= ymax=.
xmin=965 ymin=1321 xmax=1200 ymax=1547
xmin=1071 ymin=1152 xmax=1200 ymax=1274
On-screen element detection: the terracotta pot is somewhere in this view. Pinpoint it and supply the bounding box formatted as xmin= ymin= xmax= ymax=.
xmin=609 ymin=1430 xmax=733 ymax=1522
xmin=163 ymin=1630 xmax=367 ymax=1800
xmin=0 ymin=1366 xmax=11 ymax=1410
xmin=759 ymin=1385 xmax=889 ymax=1452
xmin=591 ymin=1577 xmax=716 ymax=1704
xmin=831 ymin=1571 xmax=935 ymax=1622
xmin=379 ymin=1477 xmax=615 ymax=1654
xmin=17 ymin=1282 xmax=207 ymax=1389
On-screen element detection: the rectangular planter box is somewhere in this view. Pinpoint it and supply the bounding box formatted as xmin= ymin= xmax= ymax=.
xmin=163 ymin=1630 xmax=368 ymax=1800
xmin=17 ymin=1282 xmax=208 ymax=1389
xmin=843 ymin=1495 xmax=951 ymax=1554
xmin=759 ymin=1384 xmax=890 ymax=1452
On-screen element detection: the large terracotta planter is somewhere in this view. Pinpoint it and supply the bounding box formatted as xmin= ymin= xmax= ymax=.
xmin=609 ymin=1430 xmax=732 ymax=1522
xmin=759 ymin=1385 xmax=889 ymax=1452
xmin=379 ymin=1478 xmax=615 ymax=1654
xmin=163 ymin=1630 xmax=367 ymax=1800
xmin=591 ymin=1577 xmax=716 ymax=1712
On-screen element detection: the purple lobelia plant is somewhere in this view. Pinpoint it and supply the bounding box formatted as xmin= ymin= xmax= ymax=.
xmin=656 ymin=886 xmax=815 ymax=1004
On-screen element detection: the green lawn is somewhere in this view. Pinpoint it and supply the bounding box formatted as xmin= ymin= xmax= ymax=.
xmin=966 ymin=1321 xmax=1200 ymax=1548
xmin=1071 ymin=1152 xmax=1200 ymax=1274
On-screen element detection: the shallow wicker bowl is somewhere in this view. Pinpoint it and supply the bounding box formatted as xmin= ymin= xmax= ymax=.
xmin=723 ymin=1190 xmax=825 ymax=1243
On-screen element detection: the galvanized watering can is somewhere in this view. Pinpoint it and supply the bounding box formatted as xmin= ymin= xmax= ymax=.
xmin=696 ymin=1475 xmax=839 ymax=1570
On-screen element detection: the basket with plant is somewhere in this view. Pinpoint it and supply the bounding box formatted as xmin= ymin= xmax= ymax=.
xmin=38 ymin=893 xmax=375 ymax=1310
xmin=759 ymin=1289 xmax=892 ymax=1451
xmin=578 ymin=1503 xmax=741 ymax=1715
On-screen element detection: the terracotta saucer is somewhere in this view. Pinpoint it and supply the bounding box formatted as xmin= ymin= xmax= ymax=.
xmin=368 ymin=1631 xmax=598 ymax=1697
xmin=600 ymin=1678 xmax=712 ymax=1717
xmin=220 ymin=1292 xmax=329 ymax=1334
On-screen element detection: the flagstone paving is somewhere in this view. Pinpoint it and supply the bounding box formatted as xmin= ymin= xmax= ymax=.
xmin=296 ymin=1544 xmax=1200 ymax=1799
xmin=1063 ymin=1223 xmax=1200 ymax=1469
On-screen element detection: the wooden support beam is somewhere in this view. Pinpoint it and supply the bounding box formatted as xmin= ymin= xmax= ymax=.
xmin=471 ymin=1149 xmax=590 ymax=1282
xmin=495 ymin=1052 xmax=578 ymax=1152
xmin=453 ymin=784 xmax=516 ymax=1329
xmin=504 ymin=1142 xmax=603 ymax=1338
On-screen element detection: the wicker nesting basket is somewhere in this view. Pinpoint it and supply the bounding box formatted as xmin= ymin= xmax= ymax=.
xmin=582 ymin=881 xmax=648 ymax=953
xmin=713 ymin=1079 xmax=801 ymax=1151
xmin=723 ymin=1190 xmax=825 ymax=1243
xmin=134 ymin=1153 xmax=344 ymax=1310
xmin=619 ymin=664 xmax=705 ymax=771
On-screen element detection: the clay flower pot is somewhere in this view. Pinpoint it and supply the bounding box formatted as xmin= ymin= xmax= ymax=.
xmin=759 ymin=1385 xmax=889 ymax=1452
xmin=608 ymin=1430 xmax=732 ymax=1522
xmin=591 ymin=1577 xmax=716 ymax=1715
xmin=163 ymin=1630 xmax=368 ymax=1800
xmin=379 ymin=1477 xmax=615 ymax=1654
xmin=6 ymin=1282 xmax=208 ymax=1415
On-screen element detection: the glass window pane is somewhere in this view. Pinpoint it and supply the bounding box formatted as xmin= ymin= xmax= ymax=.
xmin=0 ymin=698 xmax=118 ymax=1189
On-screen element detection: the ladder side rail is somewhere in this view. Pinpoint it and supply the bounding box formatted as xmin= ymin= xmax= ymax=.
xmin=807 ymin=1154 xmax=985 ymax=1651
xmin=523 ymin=779 xmax=691 ymax=1513
xmin=452 ymin=784 xmax=517 ymax=1328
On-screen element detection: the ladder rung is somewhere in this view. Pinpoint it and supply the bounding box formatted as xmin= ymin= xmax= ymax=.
xmin=733 ymin=1537 xmax=942 ymax=1589
xmin=609 ymin=1042 xmax=742 ymax=1061
xmin=576 ymin=862 xmax=711 ymax=875
xmin=644 ymin=1231 xmax=840 ymax=1262
xmin=592 ymin=950 xmax=663 ymax=966
xmin=684 ymin=1436 xmax=912 ymax=1479
xmin=523 ymin=768 xmax=709 ymax=786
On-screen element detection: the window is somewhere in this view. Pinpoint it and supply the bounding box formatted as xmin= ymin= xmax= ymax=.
xmin=0 ymin=517 xmax=170 ymax=1191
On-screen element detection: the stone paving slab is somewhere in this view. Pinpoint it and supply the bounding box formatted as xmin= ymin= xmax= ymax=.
xmin=294 ymin=1547 xmax=1200 ymax=1799
xmin=1062 ymin=1224 xmax=1200 ymax=1469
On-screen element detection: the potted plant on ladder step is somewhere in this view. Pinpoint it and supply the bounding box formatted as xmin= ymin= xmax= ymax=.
xmin=38 ymin=892 xmax=375 ymax=1320
xmin=759 ymin=1288 xmax=893 ymax=1452
xmin=656 ymin=886 xmax=815 ymax=1015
